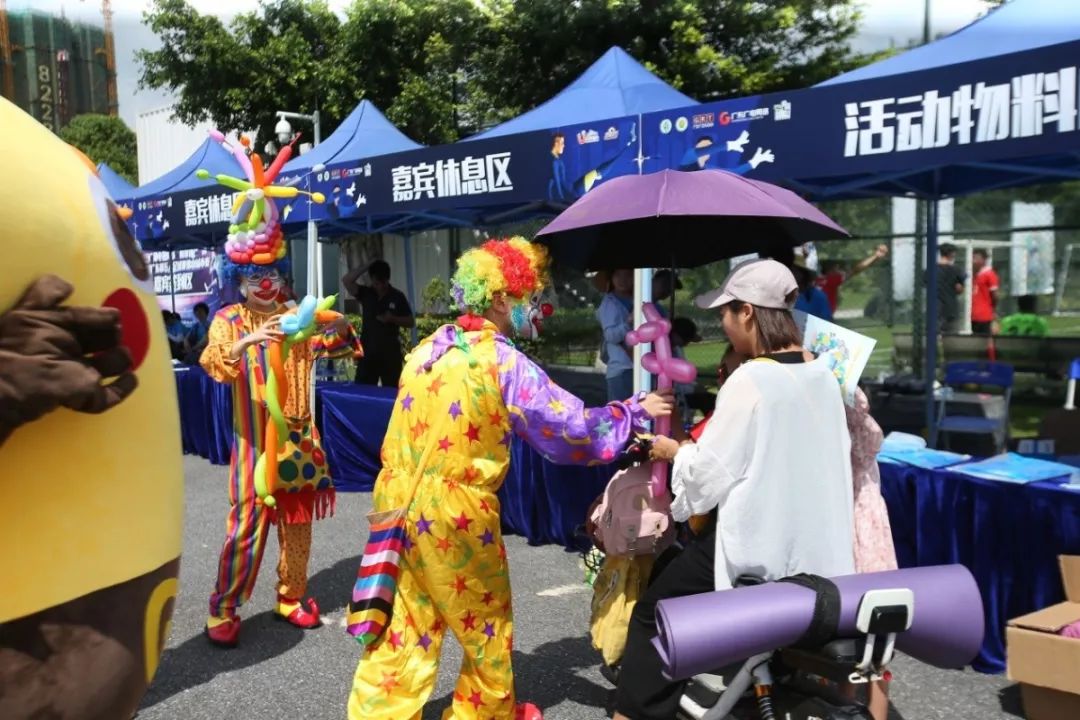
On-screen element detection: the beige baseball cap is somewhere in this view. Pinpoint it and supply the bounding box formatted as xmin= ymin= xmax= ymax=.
xmin=694 ymin=258 xmax=798 ymax=310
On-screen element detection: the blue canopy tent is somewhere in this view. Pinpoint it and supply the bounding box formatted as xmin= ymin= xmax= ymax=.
xmin=126 ymin=136 xmax=241 ymax=249
xmin=97 ymin=162 xmax=135 ymax=202
xmin=278 ymin=99 xmax=423 ymax=176
xmin=300 ymin=46 xmax=698 ymax=237
xmin=464 ymin=46 xmax=695 ymax=142
xmin=803 ymin=0 xmax=1080 ymax=436
xmin=269 ymin=99 xmax=424 ymax=299
xmin=606 ymin=0 xmax=1080 ymax=439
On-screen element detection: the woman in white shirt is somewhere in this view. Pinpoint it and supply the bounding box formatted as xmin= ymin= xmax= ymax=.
xmin=612 ymin=259 xmax=855 ymax=720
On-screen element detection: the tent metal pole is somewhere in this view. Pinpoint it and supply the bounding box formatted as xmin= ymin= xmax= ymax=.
xmin=925 ymin=192 xmax=941 ymax=446
xmin=634 ymin=268 xmax=654 ymax=395
xmin=403 ymin=234 xmax=419 ymax=346
xmin=169 ymin=245 xmax=176 ymax=313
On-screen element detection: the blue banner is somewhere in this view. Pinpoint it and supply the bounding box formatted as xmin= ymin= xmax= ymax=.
xmin=127 ymin=39 xmax=1080 ymax=243
xmin=642 ymin=39 xmax=1080 ymax=191
xmin=277 ymin=115 xmax=643 ymax=222
xmin=130 ymin=186 xmax=237 ymax=243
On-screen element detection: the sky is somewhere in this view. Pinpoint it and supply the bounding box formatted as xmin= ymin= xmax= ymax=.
xmin=10 ymin=0 xmax=997 ymax=127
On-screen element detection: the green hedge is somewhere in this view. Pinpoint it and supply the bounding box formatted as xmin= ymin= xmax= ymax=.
xmin=347 ymin=307 xmax=603 ymax=364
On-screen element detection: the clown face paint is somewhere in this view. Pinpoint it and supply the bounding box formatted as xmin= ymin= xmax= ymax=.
xmin=241 ymin=269 xmax=284 ymax=310
xmin=509 ymin=293 xmax=553 ymax=340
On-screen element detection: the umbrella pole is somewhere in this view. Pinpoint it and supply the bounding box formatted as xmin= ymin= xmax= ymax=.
xmin=670 ymin=262 xmax=676 ymax=319
xmin=169 ymin=243 xmax=176 ymax=314
xmin=635 ymin=268 xmax=654 ymax=394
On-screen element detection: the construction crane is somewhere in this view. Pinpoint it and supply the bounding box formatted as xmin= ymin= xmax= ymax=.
xmin=82 ymin=0 xmax=117 ymax=115
xmin=0 ymin=0 xmax=14 ymax=102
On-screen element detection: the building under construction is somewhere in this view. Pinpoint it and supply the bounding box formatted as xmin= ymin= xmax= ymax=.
xmin=0 ymin=6 xmax=117 ymax=133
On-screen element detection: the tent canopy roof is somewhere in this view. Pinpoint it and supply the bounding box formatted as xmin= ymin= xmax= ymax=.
xmin=465 ymin=46 xmax=696 ymax=141
xmin=97 ymin=162 xmax=135 ymax=200
xmin=129 ymin=137 xmax=238 ymax=200
xmin=822 ymin=0 xmax=1079 ymax=86
xmin=281 ymin=99 xmax=423 ymax=173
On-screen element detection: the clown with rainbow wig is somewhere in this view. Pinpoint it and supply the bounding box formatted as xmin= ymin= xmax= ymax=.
xmin=198 ymin=131 xmax=361 ymax=647
xmin=347 ymin=237 xmax=674 ymax=720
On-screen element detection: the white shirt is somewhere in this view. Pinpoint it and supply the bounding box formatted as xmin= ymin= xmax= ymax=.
xmin=671 ymin=355 xmax=855 ymax=591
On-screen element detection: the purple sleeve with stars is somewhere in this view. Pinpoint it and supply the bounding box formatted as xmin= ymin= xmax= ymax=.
xmin=496 ymin=343 xmax=651 ymax=465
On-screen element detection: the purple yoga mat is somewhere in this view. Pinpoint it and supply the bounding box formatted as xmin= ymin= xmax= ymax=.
xmin=653 ymin=565 xmax=984 ymax=681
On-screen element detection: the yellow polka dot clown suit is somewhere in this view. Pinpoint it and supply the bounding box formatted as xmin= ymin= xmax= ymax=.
xmin=349 ymin=238 xmax=652 ymax=720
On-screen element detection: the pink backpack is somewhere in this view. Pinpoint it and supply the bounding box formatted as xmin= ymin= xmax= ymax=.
xmin=590 ymin=462 xmax=675 ymax=557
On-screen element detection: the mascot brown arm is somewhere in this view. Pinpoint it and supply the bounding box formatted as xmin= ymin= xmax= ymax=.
xmin=0 ymin=275 xmax=137 ymax=446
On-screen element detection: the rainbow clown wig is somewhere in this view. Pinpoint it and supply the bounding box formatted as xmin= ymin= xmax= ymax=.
xmin=451 ymin=237 xmax=550 ymax=313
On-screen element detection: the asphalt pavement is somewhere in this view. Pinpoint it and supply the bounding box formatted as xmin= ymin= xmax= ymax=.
xmin=136 ymin=455 xmax=1025 ymax=720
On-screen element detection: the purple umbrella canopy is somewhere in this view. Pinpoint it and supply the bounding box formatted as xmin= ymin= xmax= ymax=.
xmin=534 ymin=169 xmax=849 ymax=270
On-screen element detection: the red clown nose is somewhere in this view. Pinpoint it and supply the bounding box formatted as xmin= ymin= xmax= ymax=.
xmin=541 ymin=303 xmax=554 ymax=317
xmin=260 ymin=278 xmax=273 ymax=290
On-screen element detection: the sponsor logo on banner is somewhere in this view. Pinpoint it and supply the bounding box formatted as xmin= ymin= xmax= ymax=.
xmin=675 ymin=116 xmax=689 ymax=132
xmin=773 ymin=100 xmax=792 ymax=121
xmin=604 ymin=126 xmax=619 ymax=140
xmin=576 ymin=129 xmax=600 ymax=145
xmin=391 ymin=152 xmax=513 ymax=202
xmin=659 ymin=118 xmax=673 ymax=134
xmin=137 ymin=198 xmax=171 ymax=212
xmin=719 ymin=107 xmax=770 ymax=125
xmin=692 ymin=112 xmax=715 ymax=128
xmin=344 ymin=164 xmax=372 ymax=178
xmin=843 ymin=67 xmax=1080 ymax=157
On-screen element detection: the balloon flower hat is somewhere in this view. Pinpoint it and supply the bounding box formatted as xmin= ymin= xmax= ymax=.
xmin=196 ymin=129 xmax=325 ymax=282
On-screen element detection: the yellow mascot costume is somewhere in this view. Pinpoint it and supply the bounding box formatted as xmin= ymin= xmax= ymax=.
xmin=0 ymin=98 xmax=183 ymax=718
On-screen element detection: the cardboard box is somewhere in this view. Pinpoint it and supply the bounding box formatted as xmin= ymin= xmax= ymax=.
xmin=1007 ymin=556 xmax=1080 ymax=719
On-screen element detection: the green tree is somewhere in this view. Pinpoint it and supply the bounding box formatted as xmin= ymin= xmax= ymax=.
xmin=138 ymin=0 xmax=349 ymax=147
xmin=331 ymin=0 xmax=493 ymax=141
xmin=474 ymin=0 xmax=886 ymax=122
xmin=138 ymin=0 xmax=883 ymax=147
xmin=59 ymin=114 xmax=138 ymax=184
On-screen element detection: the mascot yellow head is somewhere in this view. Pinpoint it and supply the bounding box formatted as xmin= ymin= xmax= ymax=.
xmin=0 ymin=98 xmax=182 ymax=718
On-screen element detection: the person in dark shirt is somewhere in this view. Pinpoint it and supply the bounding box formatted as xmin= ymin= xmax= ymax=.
xmin=936 ymin=243 xmax=965 ymax=333
xmin=342 ymin=260 xmax=414 ymax=386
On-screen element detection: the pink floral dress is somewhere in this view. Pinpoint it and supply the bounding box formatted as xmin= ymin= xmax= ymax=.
xmin=847 ymin=388 xmax=898 ymax=573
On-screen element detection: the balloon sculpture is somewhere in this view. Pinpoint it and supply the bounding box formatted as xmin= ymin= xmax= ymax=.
xmin=252 ymin=295 xmax=342 ymax=507
xmin=196 ymin=130 xmax=325 ymax=266
xmin=625 ymin=303 xmax=697 ymax=497
xmin=197 ymin=129 xmax=341 ymax=509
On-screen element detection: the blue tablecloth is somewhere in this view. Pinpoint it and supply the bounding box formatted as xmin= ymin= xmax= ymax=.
xmin=879 ymin=462 xmax=1080 ymax=673
xmin=174 ymin=366 xmax=232 ymax=465
xmin=315 ymin=382 xmax=612 ymax=548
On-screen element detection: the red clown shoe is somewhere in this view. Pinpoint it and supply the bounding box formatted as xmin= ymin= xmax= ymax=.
xmin=276 ymin=596 xmax=321 ymax=629
xmin=515 ymin=702 xmax=543 ymax=720
xmin=205 ymin=616 xmax=241 ymax=648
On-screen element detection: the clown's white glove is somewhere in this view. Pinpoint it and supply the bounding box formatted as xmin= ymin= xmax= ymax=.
xmin=726 ymin=130 xmax=750 ymax=153
xmin=748 ymin=147 xmax=776 ymax=169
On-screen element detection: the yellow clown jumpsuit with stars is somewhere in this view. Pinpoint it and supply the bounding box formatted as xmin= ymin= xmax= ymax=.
xmin=349 ymin=321 xmax=650 ymax=720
